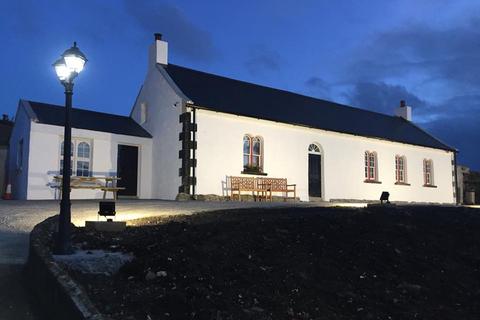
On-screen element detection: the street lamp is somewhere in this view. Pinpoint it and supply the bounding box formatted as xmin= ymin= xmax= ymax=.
xmin=53 ymin=42 xmax=87 ymax=254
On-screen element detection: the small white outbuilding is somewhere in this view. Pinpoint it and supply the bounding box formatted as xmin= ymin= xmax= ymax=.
xmin=8 ymin=34 xmax=458 ymax=203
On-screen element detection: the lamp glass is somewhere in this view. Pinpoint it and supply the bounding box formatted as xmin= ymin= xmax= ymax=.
xmin=54 ymin=59 xmax=71 ymax=81
xmin=64 ymin=55 xmax=86 ymax=73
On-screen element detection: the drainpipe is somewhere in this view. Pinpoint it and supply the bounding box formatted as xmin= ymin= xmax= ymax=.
xmin=453 ymin=150 xmax=459 ymax=205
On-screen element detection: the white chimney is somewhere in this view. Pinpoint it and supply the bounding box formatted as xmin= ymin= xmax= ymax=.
xmin=149 ymin=33 xmax=168 ymax=66
xmin=395 ymin=100 xmax=412 ymax=121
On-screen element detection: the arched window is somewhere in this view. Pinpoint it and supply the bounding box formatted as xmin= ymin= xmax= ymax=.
xmin=243 ymin=134 xmax=263 ymax=172
xmin=60 ymin=139 xmax=92 ymax=177
xmin=364 ymin=151 xmax=377 ymax=181
xmin=308 ymin=143 xmax=321 ymax=153
xmin=423 ymin=159 xmax=434 ymax=186
xmin=76 ymin=142 xmax=91 ymax=177
xmin=395 ymin=155 xmax=407 ymax=183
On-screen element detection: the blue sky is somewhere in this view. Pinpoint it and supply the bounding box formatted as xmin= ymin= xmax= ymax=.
xmin=0 ymin=0 xmax=478 ymax=169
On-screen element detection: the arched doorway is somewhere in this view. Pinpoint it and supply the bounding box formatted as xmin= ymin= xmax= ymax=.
xmin=308 ymin=143 xmax=322 ymax=198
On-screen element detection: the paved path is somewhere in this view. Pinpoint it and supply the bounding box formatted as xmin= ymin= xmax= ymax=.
xmin=0 ymin=199 xmax=310 ymax=319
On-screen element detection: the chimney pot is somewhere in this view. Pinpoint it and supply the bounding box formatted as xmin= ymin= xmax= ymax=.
xmin=2 ymin=114 xmax=8 ymax=121
xmin=400 ymin=100 xmax=406 ymax=108
xmin=154 ymin=33 xmax=163 ymax=41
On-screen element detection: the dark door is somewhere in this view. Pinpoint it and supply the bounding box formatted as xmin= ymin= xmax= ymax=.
xmin=308 ymin=154 xmax=321 ymax=197
xmin=117 ymin=145 xmax=138 ymax=197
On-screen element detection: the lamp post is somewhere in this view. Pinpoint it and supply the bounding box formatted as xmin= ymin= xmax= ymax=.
xmin=53 ymin=42 xmax=87 ymax=254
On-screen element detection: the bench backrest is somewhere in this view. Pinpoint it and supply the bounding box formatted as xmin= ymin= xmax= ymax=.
xmin=229 ymin=176 xmax=256 ymax=190
xmin=258 ymin=178 xmax=287 ymax=191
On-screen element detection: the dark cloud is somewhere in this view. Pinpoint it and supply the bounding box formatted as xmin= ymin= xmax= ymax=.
xmin=340 ymin=17 xmax=480 ymax=169
xmin=424 ymin=95 xmax=480 ymax=169
xmin=347 ymin=18 xmax=480 ymax=87
xmin=305 ymin=77 xmax=331 ymax=99
xmin=124 ymin=0 xmax=216 ymax=62
xmin=346 ymin=82 xmax=427 ymax=115
xmin=245 ymin=46 xmax=282 ymax=75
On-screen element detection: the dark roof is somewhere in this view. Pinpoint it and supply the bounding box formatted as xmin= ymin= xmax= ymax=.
xmin=27 ymin=101 xmax=152 ymax=138
xmin=164 ymin=64 xmax=454 ymax=151
xmin=0 ymin=120 xmax=14 ymax=146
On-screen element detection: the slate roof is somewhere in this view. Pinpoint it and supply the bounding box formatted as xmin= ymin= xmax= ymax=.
xmin=27 ymin=101 xmax=152 ymax=138
xmin=164 ymin=64 xmax=454 ymax=151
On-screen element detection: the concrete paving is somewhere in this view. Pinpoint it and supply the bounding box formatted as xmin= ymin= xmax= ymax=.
xmin=0 ymin=198 xmax=309 ymax=319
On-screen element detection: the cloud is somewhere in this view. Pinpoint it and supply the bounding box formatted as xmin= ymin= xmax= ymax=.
xmin=424 ymin=95 xmax=480 ymax=169
xmin=346 ymin=82 xmax=427 ymax=116
xmin=346 ymin=18 xmax=480 ymax=94
xmin=305 ymin=77 xmax=331 ymax=99
xmin=124 ymin=0 xmax=216 ymax=62
xmin=245 ymin=46 xmax=282 ymax=75
xmin=339 ymin=16 xmax=480 ymax=169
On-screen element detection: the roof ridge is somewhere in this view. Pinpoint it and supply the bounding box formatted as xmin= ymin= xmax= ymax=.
xmin=167 ymin=63 xmax=400 ymax=120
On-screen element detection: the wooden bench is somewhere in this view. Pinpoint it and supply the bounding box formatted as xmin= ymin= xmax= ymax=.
xmin=258 ymin=177 xmax=296 ymax=202
xmin=229 ymin=176 xmax=270 ymax=201
xmin=228 ymin=176 xmax=296 ymax=202
xmin=52 ymin=176 xmax=125 ymax=200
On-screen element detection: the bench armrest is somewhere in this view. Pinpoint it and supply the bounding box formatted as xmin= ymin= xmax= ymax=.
xmin=287 ymin=184 xmax=296 ymax=187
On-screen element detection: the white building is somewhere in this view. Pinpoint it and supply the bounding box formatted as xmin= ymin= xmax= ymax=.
xmin=8 ymin=34 xmax=458 ymax=203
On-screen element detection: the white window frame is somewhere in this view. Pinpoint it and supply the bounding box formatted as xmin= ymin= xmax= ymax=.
xmin=60 ymin=138 xmax=93 ymax=177
xmin=423 ymin=159 xmax=434 ymax=186
xmin=364 ymin=151 xmax=378 ymax=181
xmin=395 ymin=155 xmax=407 ymax=183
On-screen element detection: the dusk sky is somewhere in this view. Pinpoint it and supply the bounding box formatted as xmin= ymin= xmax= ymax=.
xmin=0 ymin=0 xmax=478 ymax=169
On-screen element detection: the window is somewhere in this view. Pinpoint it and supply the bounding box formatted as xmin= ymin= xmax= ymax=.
xmin=364 ymin=151 xmax=378 ymax=181
xmin=76 ymin=142 xmax=91 ymax=176
xmin=140 ymin=102 xmax=148 ymax=124
xmin=243 ymin=134 xmax=263 ymax=172
xmin=16 ymin=139 xmax=23 ymax=170
xmin=395 ymin=155 xmax=407 ymax=184
xmin=423 ymin=159 xmax=434 ymax=186
xmin=308 ymin=144 xmax=321 ymax=153
xmin=60 ymin=139 xmax=92 ymax=177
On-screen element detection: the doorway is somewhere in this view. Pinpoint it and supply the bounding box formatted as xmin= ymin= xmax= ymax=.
xmin=308 ymin=143 xmax=322 ymax=198
xmin=117 ymin=145 xmax=139 ymax=197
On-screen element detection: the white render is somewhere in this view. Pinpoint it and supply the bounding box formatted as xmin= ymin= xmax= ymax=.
xmin=8 ymin=36 xmax=457 ymax=203
xmin=8 ymin=102 xmax=153 ymax=200
xmin=395 ymin=105 xmax=412 ymax=121
xmin=126 ymin=37 xmax=457 ymax=204
xmin=193 ymin=109 xmax=455 ymax=203
xmin=130 ymin=38 xmax=186 ymax=200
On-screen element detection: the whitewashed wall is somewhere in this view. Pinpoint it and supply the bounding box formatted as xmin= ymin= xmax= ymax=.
xmin=130 ymin=45 xmax=184 ymax=200
xmin=8 ymin=101 xmax=31 ymax=199
xmin=26 ymin=122 xmax=153 ymax=200
xmin=194 ymin=109 xmax=455 ymax=204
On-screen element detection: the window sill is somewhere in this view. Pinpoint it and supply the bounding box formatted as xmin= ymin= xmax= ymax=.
xmin=241 ymin=170 xmax=268 ymax=176
xmin=395 ymin=182 xmax=411 ymax=186
xmin=423 ymin=184 xmax=437 ymax=188
xmin=364 ymin=180 xmax=382 ymax=184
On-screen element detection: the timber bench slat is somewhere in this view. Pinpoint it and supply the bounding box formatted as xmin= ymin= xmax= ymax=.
xmin=228 ymin=176 xmax=296 ymax=202
xmin=52 ymin=176 xmax=125 ymax=200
